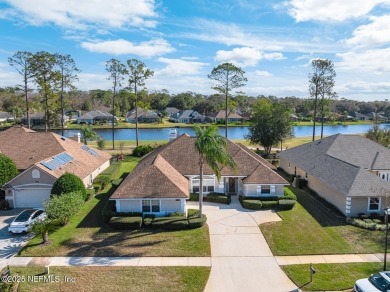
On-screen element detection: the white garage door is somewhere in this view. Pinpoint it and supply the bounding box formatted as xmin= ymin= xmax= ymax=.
xmin=14 ymin=188 xmax=51 ymax=208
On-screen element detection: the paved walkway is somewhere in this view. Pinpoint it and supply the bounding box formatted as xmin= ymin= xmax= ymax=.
xmin=276 ymin=253 xmax=383 ymax=265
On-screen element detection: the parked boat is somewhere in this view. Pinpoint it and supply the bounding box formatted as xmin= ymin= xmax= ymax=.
xmin=168 ymin=129 xmax=177 ymax=140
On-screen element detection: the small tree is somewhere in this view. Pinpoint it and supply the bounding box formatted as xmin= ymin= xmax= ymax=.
xmin=30 ymin=218 xmax=58 ymax=245
xmin=366 ymin=124 xmax=390 ymax=147
xmin=51 ymin=172 xmax=87 ymax=199
xmin=44 ymin=191 xmax=84 ymax=225
xmin=97 ymin=138 xmax=106 ymax=150
xmin=80 ymin=124 xmax=98 ymax=145
xmin=0 ymin=154 xmax=19 ymax=185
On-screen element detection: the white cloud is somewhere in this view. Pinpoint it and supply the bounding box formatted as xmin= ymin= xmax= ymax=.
xmin=181 ymin=56 xmax=199 ymax=60
xmin=286 ymin=0 xmax=387 ymax=22
xmin=345 ymin=15 xmax=390 ymax=48
xmin=156 ymin=58 xmax=209 ymax=76
xmin=254 ymin=70 xmax=273 ymax=77
xmin=1 ymin=0 xmax=157 ymax=30
xmin=75 ymin=72 xmax=111 ymax=90
xmin=80 ymin=38 xmax=175 ymax=57
xmin=337 ymin=48 xmax=390 ymax=73
xmin=215 ymin=47 xmax=286 ymax=67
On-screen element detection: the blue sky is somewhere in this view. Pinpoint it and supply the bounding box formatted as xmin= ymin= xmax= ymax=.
xmin=0 ymin=0 xmax=390 ymax=101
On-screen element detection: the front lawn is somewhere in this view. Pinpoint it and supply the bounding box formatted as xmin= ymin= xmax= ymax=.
xmin=6 ymin=266 xmax=210 ymax=292
xmin=19 ymin=158 xmax=210 ymax=257
xmin=260 ymin=186 xmax=386 ymax=255
xmin=282 ymin=262 xmax=382 ymax=291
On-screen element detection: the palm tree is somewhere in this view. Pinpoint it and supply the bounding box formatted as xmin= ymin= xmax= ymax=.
xmin=194 ymin=126 xmax=236 ymax=217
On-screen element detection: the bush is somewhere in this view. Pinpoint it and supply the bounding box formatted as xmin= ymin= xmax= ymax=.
xmin=97 ymin=139 xmax=106 ymax=150
xmin=0 ymin=154 xmax=18 ymax=186
xmin=152 ymin=216 xmax=188 ymax=230
xmin=94 ymin=175 xmax=111 ymax=189
xmin=112 ymin=178 xmax=123 ymax=187
xmin=44 ymin=191 xmax=84 ymax=225
xmin=188 ymin=214 xmax=207 ymax=228
xmin=143 ymin=217 xmax=153 ymax=227
xmin=278 ymin=199 xmax=296 ymax=210
xmin=100 ymin=163 xmax=121 ymax=180
xmin=261 ymin=201 xmax=278 ymax=209
xmin=187 ymin=209 xmax=200 ymax=218
xmin=242 ymin=200 xmax=263 ymax=210
xmin=0 ymin=199 xmax=10 ymax=210
xmin=283 ymin=188 xmax=297 ymax=201
xmin=348 ymin=217 xmax=388 ymax=231
xmin=101 ymin=199 xmax=116 ymax=222
xmin=132 ymin=145 xmax=155 ymax=157
xmin=168 ymin=212 xmax=185 ymax=217
xmin=85 ymin=189 xmax=95 ymax=201
xmin=189 ymin=193 xmax=200 ymax=201
xmin=206 ymin=193 xmax=230 ymax=204
xmin=51 ymin=172 xmax=87 ymax=200
xmin=109 ymin=216 xmax=142 ymax=230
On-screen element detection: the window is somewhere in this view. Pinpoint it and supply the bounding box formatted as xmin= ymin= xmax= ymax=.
xmin=32 ymin=169 xmax=40 ymax=179
xmin=142 ymin=200 xmax=150 ymax=212
xmin=288 ymin=162 xmax=291 ymax=168
xmin=142 ymin=200 xmax=160 ymax=213
xmin=270 ymin=185 xmax=276 ymax=194
xmin=151 ymin=200 xmax=160 ymax=212
xmin=368 ymin=197 xmax=380 ymax=211
xmin=192 ymin=177 xmax=215 ymax=193
xmin=261 ymin=185 xmax=271 ymax=194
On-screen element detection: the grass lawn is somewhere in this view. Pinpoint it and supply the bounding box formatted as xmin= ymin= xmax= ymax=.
xmin=6 ymin=266 xmax=210 ymax=292
xmin=282 ymin=262 xmax=382 ymax=291
xmin=260 ymin=186 xmax=386 ymax=255
xmin=19 ymin=157 xmax=210 ymax=257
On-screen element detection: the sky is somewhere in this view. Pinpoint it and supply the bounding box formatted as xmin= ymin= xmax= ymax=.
xmin=0 ymin=0 xmax=390 ymax=101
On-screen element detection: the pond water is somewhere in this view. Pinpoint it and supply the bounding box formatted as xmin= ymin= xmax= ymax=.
xmin=59 ymin=123 xmax=390 ymax=141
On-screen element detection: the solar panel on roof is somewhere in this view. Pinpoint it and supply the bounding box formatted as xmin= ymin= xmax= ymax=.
xmin=81 ymin=145 xmax=99 ymax=156
xmin=40 ymin=153 xmax=74 ymax=171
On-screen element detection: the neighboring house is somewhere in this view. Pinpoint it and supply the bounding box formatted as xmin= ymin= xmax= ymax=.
xmin=170 ymin=110 xmax=200 ymax=123
xmin=0 ymin=127 xmax=111 ymax=208
xmin=0 ymin=112 xmax=11 ymax=122
xmin=353 ymin=112 xmax=370 ymax=121
xmin=77 ymin=110 xmax=115 ymax=124
xmin=22 ymin=112 xmax=45 ymax=126
xmin=290 ymin=114 xmax=299 ymax=122
xmin=212 ymin=110 xmax=243 ymax=123
xmin=110 ymin=134 xmax=288 ymax=216
xmin=164 ymin=107 xmax=180 ymax=117
xmin=366 ymin=112 xmax=387 ymax=121
xmin=125 ymin=108 xmax=158 ymax=123
xmin=191 ymin=115 xmax=213 ymax=124
xmin=279 ymin=134 xmax=390 ymax=217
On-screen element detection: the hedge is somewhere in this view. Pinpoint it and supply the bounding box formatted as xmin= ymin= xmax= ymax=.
xmin=132 ymin=145 xmax=155 ymax=157
xmin=100 ymin=162 xmax=121 ymax=180
xmin=93 ymin=175 xmax=111 ymax=190
xmin=278 ymin=199 xmax=296 ymax=210
xmin=187 ymin=209 xmax=200 ymax=218
xmin=85 ymin=188 xmax=95 ymax=201
xmin=206 ymin=193 xmax=231 ymax=204
xmin=242 ymin=200 xmax=263 ymax=210
xmin=112 ymin=178 xmax=123 ymax=187
xmin=189 ymin=193 xmax=199 ymax=201
xmin=188 ymin=214 xmax=207 ymax=228
xmin=152 ymin=216 xmax=188 ymax=230
xmin=51 ymin=172 xmax=87 ymax=200
xmin=347 ymin=217 xmax=389 ymax=231
xmin=101 ymin=199 xmax=116 ymax=222
xmin=109 ymin=216 xmax=143 ymax=230
xmin=261 ymin=201 xmax=278 ymax=209
xmin=283 ymin=188 xmax=297 ymax=200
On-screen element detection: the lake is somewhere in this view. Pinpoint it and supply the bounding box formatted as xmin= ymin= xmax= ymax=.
xmin=59 ymin=123 xmax=390 ymax=141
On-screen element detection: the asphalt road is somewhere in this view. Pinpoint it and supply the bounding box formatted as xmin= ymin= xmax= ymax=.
xmin=0 ymin=209 xmax=32 ymax=259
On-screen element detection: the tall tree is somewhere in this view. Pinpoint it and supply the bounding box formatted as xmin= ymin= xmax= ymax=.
xmin=55 ymin=54 xmax=80 ymax=136
xmin=194 ymin=126 xmax=236 ymax=217
xmin=106 ymin=59 xmax=126 ymax=149
xmin=125 ymin=59 xmax=154 ymax=147
xmin=208 ymin=63 xmax=247 ymax=138
xmin=80 ymin=125 xmax=99 ymax=145
xmin=309 ymin=59 xmax=336 ymax=141
xmin=8 ymin=51 xmax=34 ymax=129
xmin=246 ymin=99 xmax=294 ymax=157
xmin=30 ymin=51 xmax=60 ymax=132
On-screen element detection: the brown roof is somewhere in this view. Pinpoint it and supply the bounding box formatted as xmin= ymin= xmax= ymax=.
xmin=111 ymin=154 xmax=189 ymax=199
xmin=0 ymin=126 xmax=111 ymax=180
xmin=213 ymin=110 xmax=243 ymax=119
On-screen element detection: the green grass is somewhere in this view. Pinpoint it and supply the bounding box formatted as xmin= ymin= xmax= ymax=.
xmin=260 ymin=186 xmax=386 ymax=255
xmin=282 ymin=262 xmax=382 ymax=291
xmin=293 ymin=120 xmax=374 ymax=126
xmin=19 ymin=158 xmax=210 ymax=257
xmin=6 ymin=266 xmax=210 ymax=292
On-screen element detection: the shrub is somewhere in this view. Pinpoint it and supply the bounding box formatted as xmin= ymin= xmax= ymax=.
xmin=51 ymin=172 xmax=87 ymax=200
xmin=168 ymin=212 xmax=185 ymax=217
xmin=189 ymin=193 xmax=199 ymax=201
xmin=97 ymin=139 xmax=106 ymax=150
xmin=132 ymin=145 xmax=155 ymax=157
xmin=112 ymin=178 xmax=123 ymax=187
xmin=187 ymin=209 xmax=200 ymax=218
xmin=0 ymin=154 xmax=18 ymax=185
xmin=261 ymin=201 xmax=278 ymax=209
xmin=0 ymin=199 xmax=10 ymax=210
xmin=242 ymin=200 xmax=263 ymax=210
xmin=278 ymin=199 xmax=296 ymax=210
xmin=100 ymin=163 xmax=121 ymax=180
xmin=94 ymin=175 xmax=111 ymax=189
xmin=44 ymin=191 xmax=84 ymax=225
xmin=206 ymin=193 xmax=230 ymax=204
xmin=101 ymin=199 xmax=116 ymax=222
xmin=152 ymin=216 xmax=188 ymax=230
xmin=188 ymin=214 xmax=207 ymax=228
xmin=283 ymin=188 xmax=297 ymax=201
xmin=109 ymin=216 xmax=142 ymax=230
xmin=143 ymin=217 xmax=153 ymax=227
xmin=85 ymin=189 xmax=95 ymax=201
xmin=348 ymin=217 xmax=388 ymax=231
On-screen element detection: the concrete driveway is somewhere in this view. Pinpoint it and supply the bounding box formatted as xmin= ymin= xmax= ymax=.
xmin=0 ymin=209 xmax=32 ymax=259
xmin=188 ymin=196 xmax=297 ymax=292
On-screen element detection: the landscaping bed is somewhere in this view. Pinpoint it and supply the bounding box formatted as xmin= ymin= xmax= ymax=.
xmin=189 ymin=192 xmax=231 ymax=204
xmin=238 ymin=187 xmax=297 ymax=210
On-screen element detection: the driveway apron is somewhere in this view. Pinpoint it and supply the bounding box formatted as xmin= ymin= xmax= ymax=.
xmin=189 ymin=196 xmax=297 ymax=292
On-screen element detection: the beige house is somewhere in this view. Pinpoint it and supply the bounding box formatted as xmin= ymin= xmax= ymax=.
xmin=279 ymin=134 xmax=390 ymax=217
xmin=0 ymin=127 xmax=111 ymax=208
xmin=111 ymin=134 xmax=288 ymax=216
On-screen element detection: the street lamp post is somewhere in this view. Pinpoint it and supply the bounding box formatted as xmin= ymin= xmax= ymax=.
xmin=384 ymin=207 xmax=390 ymax=271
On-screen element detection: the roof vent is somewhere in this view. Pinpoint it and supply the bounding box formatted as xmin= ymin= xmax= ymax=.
xmin=61 ymin=136 xmax=67 ymax=141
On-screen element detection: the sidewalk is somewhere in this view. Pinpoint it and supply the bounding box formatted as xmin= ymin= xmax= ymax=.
xmin=275 ymin=253 xmax=383 ymax=265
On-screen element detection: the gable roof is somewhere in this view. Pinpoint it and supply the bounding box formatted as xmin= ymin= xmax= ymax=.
xmin=279 ymin=134 xmax=390 ymax=197
xmin=78 ymin=110 xmax=113 ymax=120
xmin=0 ymin=127 xmax=111 ymax=180
xmin=177 ymin=110 xmax=194 ymax=119
xmin=212 ymin=110 xmax=243 ymax=119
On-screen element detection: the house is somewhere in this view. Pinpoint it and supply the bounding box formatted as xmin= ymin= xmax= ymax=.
xmin=353 ymin=112 xmax=370 ymax=121
xmin=191 ymin=115 xmax=213 ymax=124
xmin=125 ymin=108 xmax=158 ymax=123
xmin=77 ymin=110 xmax=115 ymax=124
xmin=366 ymin=112 xmax=387 ymax=121
xmin=22 ymin=112 xmax=45 ymax=126
xmin=0 ymin=112 xmax=11 ymax=122
xmin=211 ymin=110 xmax=243 ymax=123
xmin=170 ymin=110 xmax=200 ymax=123
xmin=279 ymin=134 xmax=390 ymax=217
xmin=110 ymin=134 xmax=288 ymax=216
xmin=290 ymin=114 xmax=299 ymax=122
xmin=0 ymin=127 xmax=111 ymax=208
xmin=164 ymin=107 xmax=180 ymax=117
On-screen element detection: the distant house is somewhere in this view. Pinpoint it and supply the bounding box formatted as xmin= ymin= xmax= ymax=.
xmin=110 ymin=134 xmax=288 ymax=215
xmin=279 ymin=134 xmax=390 ymax=217
xmin=191 ymin=115 xmax=213 ymax=124
xmin=0 ymin=127 xmax=111 ymax=208
xmin=290 ymin=114 xmax=299 ymax=122
xmin=77 ymin=110 xmax=115 ymax=124
xmin=164 ymin=107 xmax=180 ymax=117
xmin=170 ymin=110 xmax=200 ymax=123
xmin=353 ymin=112 xmax=369 ymax=121
xmin=366 ymin=112 xmax=387 ymax=121
xmin=0 ymin=112 xmax=11 ymax=122
xmin=212 ymin=110 xmax=243 ymax=123
xmin=22 ymin=112 xmax=45 ymax=126
xmin=126 ymin=108 xmax=158 ymax=123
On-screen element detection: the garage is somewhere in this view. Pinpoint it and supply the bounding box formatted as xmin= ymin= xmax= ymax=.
xmin=14 ymin=188 xmax=52 ymax=208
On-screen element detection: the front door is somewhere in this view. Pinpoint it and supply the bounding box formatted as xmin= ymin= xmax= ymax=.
xmin=228 ymin=178 xmax=236 ymax=194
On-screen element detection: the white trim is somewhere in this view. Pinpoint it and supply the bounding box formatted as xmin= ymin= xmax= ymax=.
xmin=12 ymin=183 xmax=53 ymax=188
xmin=367 ymin=197 xmax=381 ymax=212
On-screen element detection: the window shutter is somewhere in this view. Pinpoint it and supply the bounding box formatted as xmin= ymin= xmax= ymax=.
xmin=271 ymin=185 xmax=276 ymax=194
xmin=256 ymin=185 xmax=261 ymax=194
